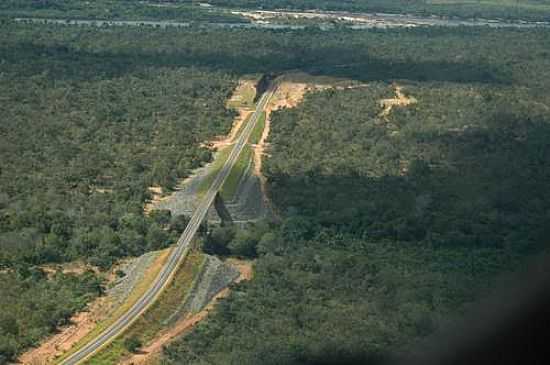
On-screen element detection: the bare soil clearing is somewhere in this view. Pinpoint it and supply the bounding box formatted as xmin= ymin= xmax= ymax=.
xmin=119 ymin=260 xmax=253 ymax=365
xmin=379 ymin=84 xmax=417 ymax=119
xmin=144 ymin=186 xmax=165 ymax=215
xmin=39 ymin=261 xmax=99 ymax=278
xmin=210 ymin=109 xmax=253 ymax=150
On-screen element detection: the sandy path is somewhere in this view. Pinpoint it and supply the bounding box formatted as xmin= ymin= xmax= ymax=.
xmin=210 ymin=109 xmax=253 ymax=150
xmin=210 ymin=80 xmax=257 ymax=150
xmin=119 ymin=259 xmax=253 ymax=365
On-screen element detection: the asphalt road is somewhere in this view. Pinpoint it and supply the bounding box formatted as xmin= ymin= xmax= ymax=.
xmin=60 ymin=86 xmax=275 ymax=365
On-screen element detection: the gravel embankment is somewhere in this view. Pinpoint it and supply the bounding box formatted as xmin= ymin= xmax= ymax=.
xmin=185 ymin=255 xmax=240 ymax=313
xmin=163 ymin=255 xmax=239 ymax=325
xmin=154 ymin=152 xmax=270 ymax=223
xmin=106 ymin=251 xmax=160 ymax=305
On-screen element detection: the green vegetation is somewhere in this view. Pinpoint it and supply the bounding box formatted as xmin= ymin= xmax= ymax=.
xmin=0 ymin=22 xmax=238 ymax=269
xmin=165 ymin=231 xmax=527 ymax=364
xmin=2 ymin=17 xmax=550 ymax=365
xmin=219 ymin=112 xmax=265 ymax=201
xmin=123 ymin=336 xmax=142 ymax=354
xmin=0 ymin=21 xmax=237 ymax=363
xmin=226 ymin=79 xmax=260 ymax=109
xmin=221 ymin=146 xmax=252 ymax=201
xmin=264 ymin=83 xmax=550 ymax=251
xmin=203 ymin=222 xmax=270 ymax=258
xmin=164 ymin=79 xmax=550 ymax=362
xmin=0 ymin=1 xmax=247 ymax=23
xmin=211 ymin=0 xmax=550 ymax=22
xmin=161 ymin=21 xmax=549 ymax=365
xmin=249 ymin=111 xmax=266 ymax=145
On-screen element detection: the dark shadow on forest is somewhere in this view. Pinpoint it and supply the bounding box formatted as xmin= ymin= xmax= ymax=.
xmin=0 ymin=41 xmax=510 ymax=85
xmin=267 ymin=117 xmax=549 ymax=252
xmin=401 ymin=253 xmax=550 ymax=365
xmin=264 ymin=100 xmax=550 ymax=365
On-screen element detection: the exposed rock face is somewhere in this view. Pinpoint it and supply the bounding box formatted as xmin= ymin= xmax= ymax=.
xmin=184 ymin=255 xmax=240 ymax=313
xmin=164 ymin=255 xmax=240 ymax=325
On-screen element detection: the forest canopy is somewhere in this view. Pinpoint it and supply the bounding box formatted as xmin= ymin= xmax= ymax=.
xmin=164 ymin=81 xmax=550 ymax=365
xmin=0 ymin=0 xmax=248 ymax=22
xmin=1 ymin=19 xmax=550 ymax=364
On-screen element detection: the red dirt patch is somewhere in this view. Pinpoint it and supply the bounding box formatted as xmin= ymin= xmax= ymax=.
xmin=18 ymin=296 xmax=110 ymax=365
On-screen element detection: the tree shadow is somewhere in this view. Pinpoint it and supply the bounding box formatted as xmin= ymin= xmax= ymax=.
xmin=1 ymin=37 xmax=509 ymax=85
xmin=266 ymin=113 xmax=550 ymax=252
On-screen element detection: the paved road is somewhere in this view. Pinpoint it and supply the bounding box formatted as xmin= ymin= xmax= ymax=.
xmin=60 ymin=86 xmax=275 ymax=365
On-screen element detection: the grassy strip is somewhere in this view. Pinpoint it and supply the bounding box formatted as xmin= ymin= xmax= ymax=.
xmin=249 ymin=111 xmax=266 ymax=145
xmin=220 ymin=145 xmax=252 ymax=201
xmin=226 ymin=77 xmax=261 ymax=110
xmin=54 ymin=249 xmax=171 ymax=364
xmin=196 ymin=146 xmax=232 ymax=197
xmin=85 ymin=250 xmax=206 ymax=365
xmin=195 ymin=111 xmax=259 ymax=198
xmin=219 ymin=112 xmax=266 ymax=201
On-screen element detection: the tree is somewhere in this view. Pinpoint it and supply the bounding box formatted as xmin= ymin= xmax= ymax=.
xmin=0 ymin=315 xmax=18 ymax=336
xmin=150 ymin=209 xmax=172 ymax=226
xmin=228 ymin=229 xmax=258 ymax=258
xmin=203 ymin=226 xmax=234 ymax=255
xmin=146 ymin=224 xmax=170 ymax=251
xmin=169 ymin=214 xmax=190 ymax=235
xmin=124 ymin=336 xmax=142 ymax=353
xmin=257 ymin=231 xmax=280 ymax=256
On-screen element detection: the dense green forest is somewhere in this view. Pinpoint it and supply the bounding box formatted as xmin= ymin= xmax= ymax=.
xmin=166 ymin=230 xmax=528 ymax=364
xmin=0 ymin=57 xmax=236 ymax=269
xmin=162 ymin=84 xmax=550 ymax=364
xmin=161 ymin=23 xmax=549 ymax=365
xmin=0 ymin=0 xmax=247 ymax=22
xmin=211 ymin=0 xmax=550 ymax=22
xmin=264 ymin=83 xmax=550 ymax=251
xmin=0 ymin=22 xmax=237 ymax=362
xmin=2 ymin=20 xmax=550 ymax=364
